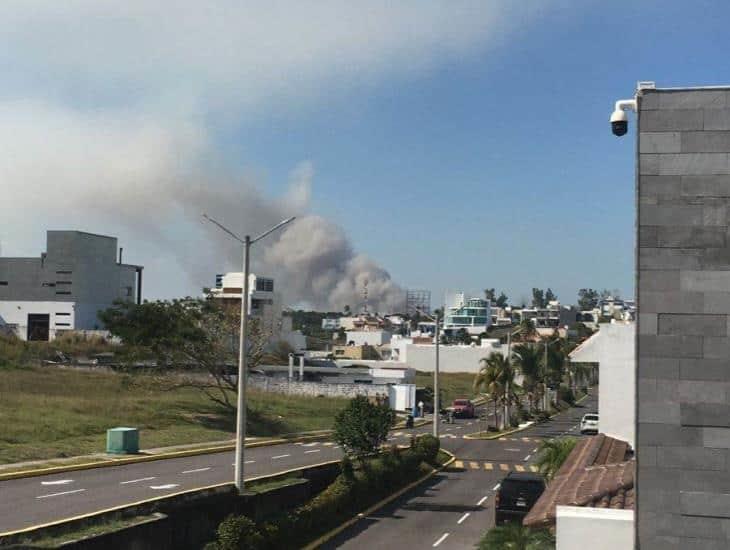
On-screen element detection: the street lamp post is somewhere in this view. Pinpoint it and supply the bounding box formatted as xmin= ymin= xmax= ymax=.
xmin=415 ymin=307 xmax=441 ymax=438
xmin=543 ymin=337 xmax=560 ymax=412
xmin=203 ymin=213 xmax=295 ymax=494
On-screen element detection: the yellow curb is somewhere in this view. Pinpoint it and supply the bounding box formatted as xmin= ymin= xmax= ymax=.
xmin=302 ymin=450 xmax=456 ymax=550
xmin=0 ymin=459 xmax=341 ymax=539
xmin=462 ymin=422 xmax=533 ymax=440
xmin=0 ymin=420 xmax=428 ymax=482
xmin=0 ymin=433 xmax=332 ymax=482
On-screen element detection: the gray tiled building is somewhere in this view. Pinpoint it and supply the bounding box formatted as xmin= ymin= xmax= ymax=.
xmin=0 ymin=231 xmax=142 ymax=340
xmin=638 ymin=86 xmax=730 ymax=548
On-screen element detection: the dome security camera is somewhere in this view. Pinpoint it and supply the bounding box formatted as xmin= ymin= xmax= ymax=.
xmin=610 ymin=108 xmax=628 ymax=136
xmin=610 ymin=99 xmax=636 ymax=137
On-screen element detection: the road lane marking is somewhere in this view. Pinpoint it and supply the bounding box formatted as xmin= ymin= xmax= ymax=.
xmin=120 ymin=477 xmax=156 ymax=485
xmin=454 ymin=426 xmax=462 ymax=429
xmin=457 ymin=512 xmax=470 ymax=524
xmin=515 ymin=465 xmax=526 ymax=472
xmin=181 ymin=467 xmax=211 ymax=474
xmin=530 ymin=465 xmax=539 ymax=472
xmin=36 ymin=488 xmax=86 ymax=499
xmin=499 ymin=464 xmax=509 ymax=471
xmin=302 ymin=442 xmax=319 ymax=447
xmin=477 ymin=496 xmax=488 ymax=506
xmin=231 ymin=461 xmax=256 ymax=466
xmin=393 ymin=432 xmax=403 ymax=436
xmin=454 ymin=460 xmax=464 ymax=468
xmin=484 ymin=463 xmax=493 ymax=470
xmin=505 ymin=448 xmax=520 ymax=452
xmin=150 ymin=484 xmax=180 ymax=490
xmin=272 ymin=454 xmax=290 ymax=459
xmin=493 ymin=483 xmax=500 ymax=491
xmin=524 ymin=454 xmax=532 ymax=461
xmin=323 ymin=442 xmax=334 ymax=446
xmin=532 ymin=447 xmax=538 ymax=453
xmin=470 ymin=461 xmax=479 ymax=469
xmin=304 ymin=449 xmax=321 ymax=454
xmin=433 ymin=533 xmax=449 ymax=547
xmin=40 ymin=479 xmax=74 ymax=486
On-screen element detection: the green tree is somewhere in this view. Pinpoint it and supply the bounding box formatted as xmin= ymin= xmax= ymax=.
xmin=535 ymin=437 xmax=577 ymax=480
xmin=577 ymin=288 xmax=599 ymax=311
xmin=477 ymin=523 xmax=555 ymax=550
xmin=512 ymin=344 xmax=542 ymax=413
xmin=545 ymin=288 xmax=557 ymax=304
xmin=456 ymin=328 xmax=472 ymax=345
xmin=518 ymin=318 xmax=537 ymax=342
xmin=333 ymin=395 xmax=395 ymax=462
xmin=205 ymin=514 xmax=264 ymax=550
xmin=474 ymin=352 xmax=519 ymax=430
xmin=531 ymin=288 xmax=545 ymax=308
xmin=496 ymin=292 xmax=509 ymax=308
xmin=484 ymin=288 xmax=496 ymax=303
xmin=99 ymin=297 xmax=270 ymax=410
xmin=474 ymin=356 xmax=502 ymax=431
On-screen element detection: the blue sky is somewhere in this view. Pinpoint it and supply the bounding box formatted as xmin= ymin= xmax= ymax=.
xmin=1 ymin=1 xmax=729 ymax=309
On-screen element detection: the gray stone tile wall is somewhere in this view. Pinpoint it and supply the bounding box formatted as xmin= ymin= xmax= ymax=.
xmin=638 ymin=87 xmax=730 ymax=548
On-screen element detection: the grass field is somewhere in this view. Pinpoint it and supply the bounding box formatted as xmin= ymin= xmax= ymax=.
xmin=414 ymin=371 xmax=479 ymax=405
xmin=0 ymin=364 xmax=349 ymax=464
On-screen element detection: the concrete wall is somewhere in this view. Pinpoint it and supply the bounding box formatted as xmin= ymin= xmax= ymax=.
xmin=249 ymin=375 xmax=391 ymax=399
xmin=637 ymin=87 xmax=730 ymax=548
xmin=556 ymin=506 xmax=634 ymax=550
xmin=0 ymin=300 xmax=76 ymax=339
xmin=570 ymin=323 xmax=635 ymax=447
xmin=400 ymin=342 xmax=510 ymax=373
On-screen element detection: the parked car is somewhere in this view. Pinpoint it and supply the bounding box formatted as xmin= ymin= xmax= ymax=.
xmin=451 ymin=399 xmax=475 ymax=418
xmin=580 ymin=412 xmax=599 ymax=434
xmin=495 ymin=471 xmax=546 ymax=524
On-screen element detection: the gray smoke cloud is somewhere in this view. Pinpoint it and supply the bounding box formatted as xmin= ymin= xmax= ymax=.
xmin=263 ymin=215 xmax=404 ymax=312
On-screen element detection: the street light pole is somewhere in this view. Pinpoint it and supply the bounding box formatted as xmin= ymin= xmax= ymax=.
xmin=434 ymin=310 xmax=440 ymax=438
xmin=203 ymin=214 xmax=295 ymax=494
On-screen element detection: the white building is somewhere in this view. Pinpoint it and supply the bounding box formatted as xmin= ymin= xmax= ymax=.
xmin=346 ymin=329 xmax=392 ymax=347
xmin=569 ymin=321 xmax=635 ymax=447
xmin=391 ymin=334 xmax=510 ymax=373
xmin=209 ymin=272 xmax=305 ymax=352
xmin=321 ymin=317 xmax=341 ymax=330
xmin=517 ymin=300 xmax=577 ymax=331
xmin=443 ymin=293 xmax=492 ymax=336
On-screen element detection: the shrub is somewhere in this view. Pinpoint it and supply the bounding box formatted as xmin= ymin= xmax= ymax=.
xmin=206 ymin=515 xmax=264 ymax=550
xmin=413 ymin=434 xmax=440 ymax=463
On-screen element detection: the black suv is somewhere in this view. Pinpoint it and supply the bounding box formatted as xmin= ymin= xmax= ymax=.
xmin=494 ymin=471 xmax=546 ymax=524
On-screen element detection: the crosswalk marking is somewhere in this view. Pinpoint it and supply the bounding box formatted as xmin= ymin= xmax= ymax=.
xmin=483 ymin=462 xmax=493 ymax=471
xmin=454 ymin=460 xmax=464 ymax=469
xmin=499 ymin=464 xmax=509 ymax=471
xmin=449 ymin=460 xmax=540 ymax=473
xmin=470 ymin=461 xmax=479 ymax=469
xmin=515 ymin=465 xmax=526 ymax=472
xmin=530 ymin=465 xmax=539 ymax=473
xmin=393 ymin=432 xmax=403 ymax=437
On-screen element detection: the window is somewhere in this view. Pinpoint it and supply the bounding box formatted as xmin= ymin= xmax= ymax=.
xmin=56 ymin=291 xmax=72 ymax=295
xmin=56 ymin=281 xmax=72 ymax=286
xmin=56 ymin=312 xmax=71 ymax=316
xmin=56 ymin=270 xmax=72 ymax=275
xmin=55 ymin=322 xmax=71 ymax=327
xmin=0 ymin=281 xmax=7 ymax=286
xmin=255 ymin=278 xmax=274 ymax=292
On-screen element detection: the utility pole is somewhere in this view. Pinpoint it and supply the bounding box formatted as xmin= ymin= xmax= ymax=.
xmin=434 ymin=309 xmax=440 ymax=438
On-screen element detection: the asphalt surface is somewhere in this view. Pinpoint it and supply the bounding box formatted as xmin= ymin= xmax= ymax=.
xmin=0 ymin=391 xmax=598 ymax=549
xmin=0 ymin=423 xmax=434 ymax=534
xmin=323 ymin=391 xmax=598 ymax=550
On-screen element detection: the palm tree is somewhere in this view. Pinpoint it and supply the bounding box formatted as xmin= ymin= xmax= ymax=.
xmin=477 ymin=523 xmax=555 ymax=550
xmin=517 ymin=318 xmax=537 ymax=342
xmin=512 ymin=344 xmax=541 ymax=413
xmin=535 ymin=437 xmax=577 ymax=481
xmin=474 ymin=356 xmax=502 ymax=431
xmin=475 ymin=352 xmax=520 ymax=430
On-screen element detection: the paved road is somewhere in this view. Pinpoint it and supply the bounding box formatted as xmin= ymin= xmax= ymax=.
xmin=0 ymin=391 xmax=597 ymax=546
xmin=0 ymin=423 xmax=439 ymax=534
xmin=324 ymin=392 xmax=598 ymax=550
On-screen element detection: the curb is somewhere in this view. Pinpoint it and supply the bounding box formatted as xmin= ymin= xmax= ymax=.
xmin=302 ymin=449 xmax=456 ymax=550
xmin=0 ymin=433 xmax=332 ymax=482
xmin=462 ymin=422 xmax=535 ymax=440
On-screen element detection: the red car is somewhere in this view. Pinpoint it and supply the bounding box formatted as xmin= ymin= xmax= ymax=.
xmin=452 ymin=399 xmax=475 ymax=418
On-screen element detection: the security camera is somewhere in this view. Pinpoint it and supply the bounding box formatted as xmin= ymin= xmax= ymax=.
xmin=610 ymin=108 xmax=628 ymax=136
xmin=610 ymin=99 xmax=637 ymax=137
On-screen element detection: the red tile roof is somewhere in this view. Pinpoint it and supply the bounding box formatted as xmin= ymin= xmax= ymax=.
xmin=523 ymin=434 xmax=634 ymax=528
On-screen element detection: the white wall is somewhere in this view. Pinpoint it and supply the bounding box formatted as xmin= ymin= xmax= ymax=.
xmin=403 ymin=342 xmax=510 ymax=373
xmin=346 ymin=330 xmax=392 ymax=346
xmin=570 ymin=322 xmax=635 ymax=447
xmin=556 ymin=506 xmax=634 ymax=550
xmin=0 ymin=300 xmax=76 ymax=340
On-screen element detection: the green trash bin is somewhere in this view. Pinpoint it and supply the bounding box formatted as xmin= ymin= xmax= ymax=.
xmin=106 ymin=427 xmax=139 ymax=454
